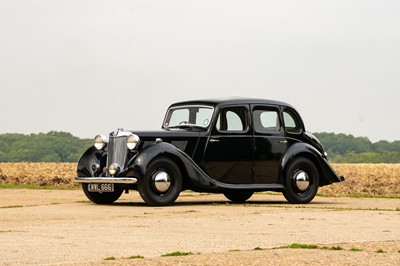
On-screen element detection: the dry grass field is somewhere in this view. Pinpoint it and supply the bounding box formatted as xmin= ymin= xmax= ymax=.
xmin=0 ymin=162 xmax=399 ymax=197
xmin=319 ymin=164 xmax=400 ymax=197
xmin=0 ymin=162 xmax=76 ymax=187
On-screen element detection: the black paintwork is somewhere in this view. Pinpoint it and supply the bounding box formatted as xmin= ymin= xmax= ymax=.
xmin=77 ymin=97 xmax=343 ymax=194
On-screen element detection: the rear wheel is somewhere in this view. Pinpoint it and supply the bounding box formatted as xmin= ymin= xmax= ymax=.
xmin=282 ymin=158 xmax=319 ymax=204
xmin=224 ymin=190 xmax=254 ymax=203
xmin=138 ymin=157 xmax=182 ymax=206
xmin=82 ymin=184 xmax=123 ymax=204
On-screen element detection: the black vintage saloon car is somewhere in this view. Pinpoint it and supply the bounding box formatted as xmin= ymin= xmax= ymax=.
xmin=75 ymin=98 xmax=344 ymax=206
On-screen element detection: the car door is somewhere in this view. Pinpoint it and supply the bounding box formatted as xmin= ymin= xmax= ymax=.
xmin=252 ymin=105 xmax=289 ymax=183
xmin=204 ymin=105 xmax=253 ymax=184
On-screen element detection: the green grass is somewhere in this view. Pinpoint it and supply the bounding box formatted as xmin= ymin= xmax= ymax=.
xmin=376 ymin=248 xmax=385 ymax=253
xmin=161 ymin=251 xmax=193 ymax=257
xmin=229 ymin=244 xmax=393 ymax=254
xmin=316 ymin=191 xmax=400 ymax=199
xmin=229 ymin=247 xmax=265 ymax=252
xmin=75 ymin=200 xmax=91 ymax=203
xmin=283 ymin=243 xmax=347 ymax=251
xmin=208 ymin=202 xmax=231 ymax=206
xmin=321 ymin=246 xmax=343 ymax=251
xmin=0 ymin=183 xmax=78 ymax=190
xmin=1 ymin=205 xmax=23 ymax=209
xmin=103 ymin=255 xmax=144 ymax=261
xmin=348 ymin=194 xmax=400 ymax=199
xmin=286 ymin=243 xmax=318 ymax=249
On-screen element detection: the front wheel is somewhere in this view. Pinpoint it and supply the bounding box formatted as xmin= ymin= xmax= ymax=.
xmin=138 ymin=157 xmax=182 ymax=206
xmin=282 ymin=158 xmax=319 ymax=204
xmin=82 ymin=184 xmax=123 ymax=204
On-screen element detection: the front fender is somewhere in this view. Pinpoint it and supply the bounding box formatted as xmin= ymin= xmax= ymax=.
xmin=127 ymin=142 xmax=214 ymax=187
xmin=282 ymin=143 xmax=343 ymax=186
xmin=76 ymin=146 xmax=104 ymax=177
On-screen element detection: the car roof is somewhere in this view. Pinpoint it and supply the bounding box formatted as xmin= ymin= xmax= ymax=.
xmin=169 ymin=97 xmax=294 ymax=109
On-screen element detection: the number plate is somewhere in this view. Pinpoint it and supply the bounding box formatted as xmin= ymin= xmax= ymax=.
xmin=88 ymin=183 xmax=114 ymax=192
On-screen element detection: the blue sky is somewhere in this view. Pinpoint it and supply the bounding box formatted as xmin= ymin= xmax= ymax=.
xmin=0 ymin=0 xmax=399 ymax=142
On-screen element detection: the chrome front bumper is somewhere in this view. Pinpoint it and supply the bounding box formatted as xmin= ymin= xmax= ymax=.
xmin=75 ymin=177 xmax=138 ymax=184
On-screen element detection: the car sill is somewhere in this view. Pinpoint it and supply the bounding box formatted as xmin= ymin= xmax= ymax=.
xmin=75 ymin=177 xmax=138 ymax=184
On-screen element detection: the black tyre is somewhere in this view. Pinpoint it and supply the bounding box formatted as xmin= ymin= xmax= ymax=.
xmin=282 ymin=158 xmax=319 ymax=204
xmin=138 ymin=157 xmax=182 ymax=206
xmin=223 ymin=190 xmax=254 ymax=203
xmin=82 ymin=184 xmax=123 ymax=204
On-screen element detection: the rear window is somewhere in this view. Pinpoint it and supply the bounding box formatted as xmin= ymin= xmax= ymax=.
xmin=283 ymin=109 xmax=302 ymax=133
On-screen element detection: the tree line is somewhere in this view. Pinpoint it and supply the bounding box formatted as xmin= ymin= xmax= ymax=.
xmin=313 ymin=132 xmax=400 ymax=163
xmin=0 ymin=131 xmax=91 ymax=162
xmin=0 ymin=131 xmax=399 ymax=163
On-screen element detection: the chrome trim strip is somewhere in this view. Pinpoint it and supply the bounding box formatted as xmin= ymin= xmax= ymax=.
xmin=111 ymin=129 xmax=136 ymax=138
xmin=75 ymin=177 xmax=138 ymax=184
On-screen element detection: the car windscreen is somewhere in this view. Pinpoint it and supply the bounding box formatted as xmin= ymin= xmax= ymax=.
xmin=163 ymin=105 xmax=214 ymax=129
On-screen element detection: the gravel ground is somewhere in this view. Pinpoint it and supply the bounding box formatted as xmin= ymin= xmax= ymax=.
xmin=0 ymin=189 xmax=399 ymax=265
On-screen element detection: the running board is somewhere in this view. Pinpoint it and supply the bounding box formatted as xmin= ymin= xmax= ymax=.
xmin=212 ymin=181 xmax=284 ymax=191
xmin=75 ymin=177 xmax=138 ymax=184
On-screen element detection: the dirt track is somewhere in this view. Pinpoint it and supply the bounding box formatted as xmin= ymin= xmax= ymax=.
xmin=1 ymin=189 xmax=399 ymax=265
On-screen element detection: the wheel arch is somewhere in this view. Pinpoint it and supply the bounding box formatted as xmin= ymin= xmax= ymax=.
xmin=128 ymin=142 xmax=212 ymax=189
xmin=281 ymin=143 xmax=333 ymax=187
xmin=149 ymin=151 xmax=194 ymax=190
xmin=76 ymin=146 xmax=104 ymax=177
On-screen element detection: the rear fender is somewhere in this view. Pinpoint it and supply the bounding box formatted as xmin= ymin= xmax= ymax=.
xmin=281 ymin=143 xmax=342 ymax=186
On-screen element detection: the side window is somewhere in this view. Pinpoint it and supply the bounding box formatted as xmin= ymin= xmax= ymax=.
xmin=216 ymin=106 xmax=249 ymax=132
xmin=283 ymin=110 xmax=302 ymax=133
xmin=253 ymin=109 xmax=281 ymax=133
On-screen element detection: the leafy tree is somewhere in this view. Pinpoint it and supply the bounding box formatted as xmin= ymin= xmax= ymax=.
xmin=314 ymin=132 xmax=400 ymax=163
xmin=0 ymin=132 xmax=91 ymax=162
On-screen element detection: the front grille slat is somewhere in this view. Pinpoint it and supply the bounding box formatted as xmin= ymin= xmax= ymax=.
xmin=106 ymin=136 xmax=128 ymax=176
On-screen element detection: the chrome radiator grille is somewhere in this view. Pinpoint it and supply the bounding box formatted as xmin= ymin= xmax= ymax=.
xmin=106 ymin=136 xmax=128 ymax=176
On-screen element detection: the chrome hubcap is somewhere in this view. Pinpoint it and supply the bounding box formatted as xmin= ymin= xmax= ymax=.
xmin=293 ymin=170 xmax=310 ymax=191
xmin=153 ymin=171 xmax=171 ymax=193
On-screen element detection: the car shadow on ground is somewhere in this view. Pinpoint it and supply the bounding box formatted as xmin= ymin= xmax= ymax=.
xmin=109 ymin=199 xmax=337 ymax=207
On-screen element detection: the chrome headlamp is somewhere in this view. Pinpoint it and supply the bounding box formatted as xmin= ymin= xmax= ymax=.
xmin=108 ymin=163 xmax=120 ymax=176
xmin=94 ymin=135 xmax=108 ymax=150
xmin=126 ymin=134 xmax=140 ymax=151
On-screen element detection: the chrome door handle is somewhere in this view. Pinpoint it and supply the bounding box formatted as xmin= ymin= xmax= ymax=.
xmin=279 ymin=140 xmax=288 ymax=144
xmin=210 ymin=139 xmax=220 ymax=143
